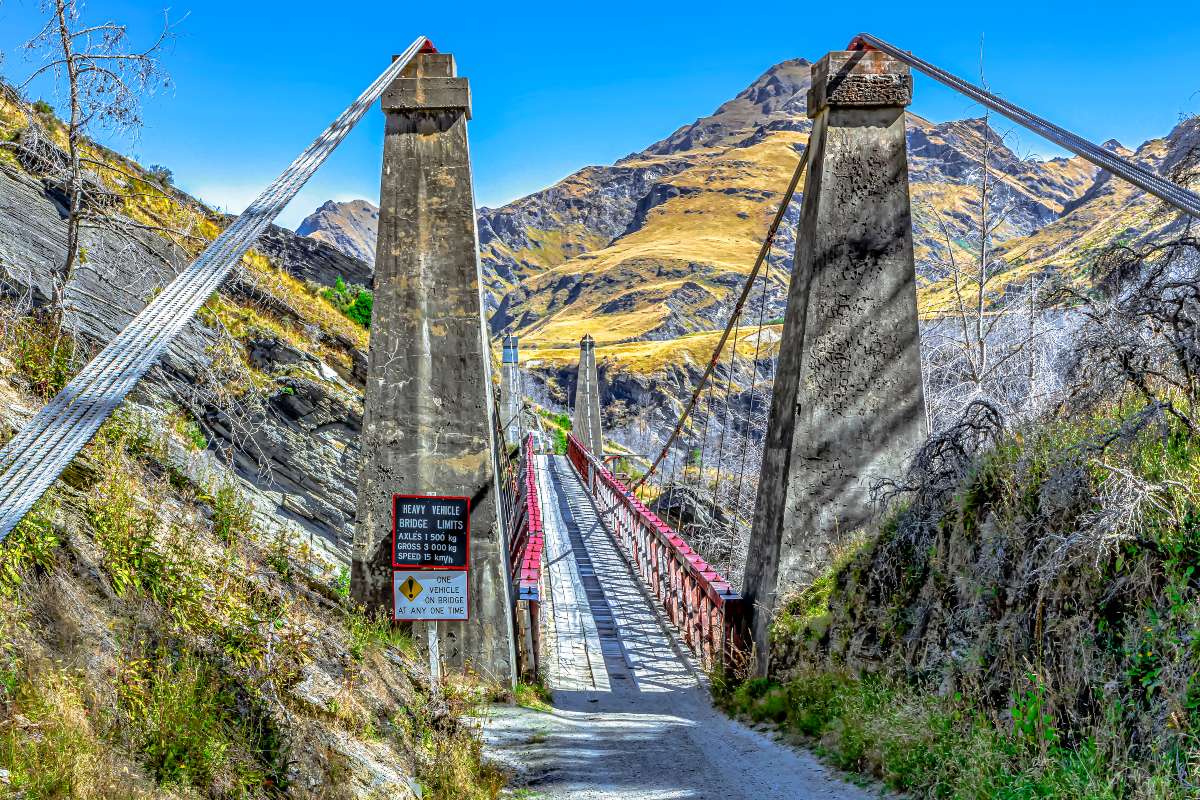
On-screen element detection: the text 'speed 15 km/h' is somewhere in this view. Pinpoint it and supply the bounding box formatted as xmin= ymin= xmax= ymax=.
xmin=392 ymin=495 xmax=469 ymax=569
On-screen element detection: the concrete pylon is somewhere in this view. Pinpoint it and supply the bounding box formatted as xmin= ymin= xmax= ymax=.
xmin=572 ymin=334 xmax=604 ymax=456
xmin=742 ymin=49 xmax=928 ymax=673
xmin=499 ymin=336 xmax=522 ymax=448
xmin=351 ymin=51 xmax=515 ymax=683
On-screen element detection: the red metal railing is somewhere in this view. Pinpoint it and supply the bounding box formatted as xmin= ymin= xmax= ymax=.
xmin=510 ymin=434 xmax=544 ymax=602
xmin=501 ymin=433 xmax=544 ymax=679
xmin=565 ymin=433 xmax=745 ymax=665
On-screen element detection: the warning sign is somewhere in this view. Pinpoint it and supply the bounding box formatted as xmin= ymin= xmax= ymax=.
xmin=392 ymin=570 xmax=469 ymax=621
xmin=392 ymin=495 xmax=470 ymax=569
xmin=397 ymin=575 xmax=423 ymax=601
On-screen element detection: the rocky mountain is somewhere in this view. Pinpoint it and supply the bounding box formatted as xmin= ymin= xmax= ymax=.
xmin=468 ymin=59 xmax=1104 ymax=351
xmin=299 ymin=58 xmax=1106 ymax=347
xmin=641 ymin=57 xmax=814 ymax=155
xmin=296 ymin=198 xmax=380 ymax=266
xmin=988 ymin=117 xmax=1199 ymax=278
xmin=292 ymin=58 xmax=1199 ymax=470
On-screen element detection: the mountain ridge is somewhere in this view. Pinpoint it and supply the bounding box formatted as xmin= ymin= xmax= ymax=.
xmin=295 ymin=57 xmax=1184 ymax=356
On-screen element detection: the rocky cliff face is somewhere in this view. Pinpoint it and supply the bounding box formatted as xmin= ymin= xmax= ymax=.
xmin=0 ymin=158 xmax=369 ymax=561
xmin=257 ymin=221 xmax=374 ymax=289
xmin=0 ymin=128 xmax=484 ymax=793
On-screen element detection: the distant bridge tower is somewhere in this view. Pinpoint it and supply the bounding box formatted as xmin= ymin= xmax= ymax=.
xmin=351 ymin=49 xmax=516 ymax=683
xmin=743 ymin=48 xmax=928 ymax=672
xmin=573 ymin=334 xmax=604 ymax=455
xmin=499 ymin=336 xmax=522 ymax=447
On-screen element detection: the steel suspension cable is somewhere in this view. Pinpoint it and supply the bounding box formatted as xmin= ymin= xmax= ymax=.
xmin=695 ymin=364 xmax=718 ymax=505
xmin=0 ymin=37 xmax=431 ymax=541
xmin=851 ymin=33 xmax=1200 ymax=219
xmin=709 ymin=309 xmax=743 ymax=522
xmin=663 ymin=440 xmax=682 ymax=510
xmin=632 ymin=145 xmax=809 ymax=494
xmin=731 ymin=259 xmax=774 ymax=524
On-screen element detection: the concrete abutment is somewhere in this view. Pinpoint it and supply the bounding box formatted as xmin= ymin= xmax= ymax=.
xmin=572 ymin=334 xmax=604 ymax=456
xmin=742 ymin=49 xmax=928 ymax=674
xmin=351 ymin=51 xmax=516 ymax=684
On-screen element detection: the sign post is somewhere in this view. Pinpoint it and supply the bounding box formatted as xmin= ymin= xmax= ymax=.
xmin=390 ymin=494 xmax=471 ymax=690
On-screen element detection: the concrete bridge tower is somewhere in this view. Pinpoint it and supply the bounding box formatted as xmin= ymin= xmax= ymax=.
xmin=743 ymin=48 xmax=928 ymax=672
xmin=573 ymin=334 xmax=604 ymax=456
xmin=351 ymin=49 xmax=516 ymax=683
xmin=499 ymin=336 xmax=522 ymax=448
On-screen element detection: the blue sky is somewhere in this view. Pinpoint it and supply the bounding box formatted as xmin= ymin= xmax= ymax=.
xmin=1 ymin=0 xmax=1198 ymax=230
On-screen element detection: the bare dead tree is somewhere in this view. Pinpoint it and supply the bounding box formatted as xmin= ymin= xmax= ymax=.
xmin=1066 ymin=238 xmax=1200 ymax=430
xmin=20 ymin=0 xmax=175 ymax=328
xmin=875 ymin=398 xmax=1005 ymax=522
xmin=919 ymin=101 xmax=1066 ymax=430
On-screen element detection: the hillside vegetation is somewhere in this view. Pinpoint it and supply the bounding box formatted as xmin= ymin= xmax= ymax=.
xmin=720 ymin=233 xmax=1200 ymax=798
xmin=0 ymin=88 xmax=503 ymax=798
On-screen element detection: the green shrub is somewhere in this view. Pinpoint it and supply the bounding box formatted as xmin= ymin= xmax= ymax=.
xmin=722 ymin=671 xmax=1182 ymax=798
xmin=345 ymin=288 xmax=373 ymax=327
xmin=88 ymin=464 xmax=164 ymax=598
xmin=1010 ymin=672 xmax=1060 ymax=754
xmin=0 ymin=494 xmax=60 ymax=596
xmin=347 ymin=606 xmax=413 ymax=661
xmin=118 ymin=651 xmax=284 ymax=794
xmin=211 ymin=481 xmax=252 ymax=544
xmin=332 ymin=566 xmax=351 ymax=602
xmin=786 ymin=672 xmax=849 ymax=736
xmin=146 ymin=164 xmax=173 ymax=186
xmin=87 ymin=434 xmax=207 ymax=630
xmin=96 ymin=406 xmax=165 ymax=461
xmin=773 ymin=537 xmax=867 ymax=642
xmin=320 ymin=276 xmax=373 ymax=329
xmin=264 ymin=531 xmax=294 ymax=581
xmin=512 ymin=679 xmax=553 ymax=712
xmin=182 ymin=421 xmax=207 ymax=451
xmin=5 ymin=314 xmax=76 ymax=399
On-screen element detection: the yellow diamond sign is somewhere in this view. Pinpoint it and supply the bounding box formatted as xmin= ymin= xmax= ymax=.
xmin=398 ymin=575 xmax=423 ymax=601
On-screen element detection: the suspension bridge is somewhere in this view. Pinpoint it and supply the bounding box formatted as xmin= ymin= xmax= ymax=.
xmin=1 ymin=32 xmax=1198 ymax=797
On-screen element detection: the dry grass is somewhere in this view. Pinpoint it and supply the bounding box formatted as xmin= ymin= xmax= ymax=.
xmin=0 ymin=664 xmax=167 ymax=800
xmin=511 ymin=131 xmax=806 ymax=348
xmin=523 ymin=323 xmax=782 ymax=376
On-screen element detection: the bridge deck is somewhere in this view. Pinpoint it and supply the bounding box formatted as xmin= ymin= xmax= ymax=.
xmin=484 ymin=455 xmax=878 ymax=799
